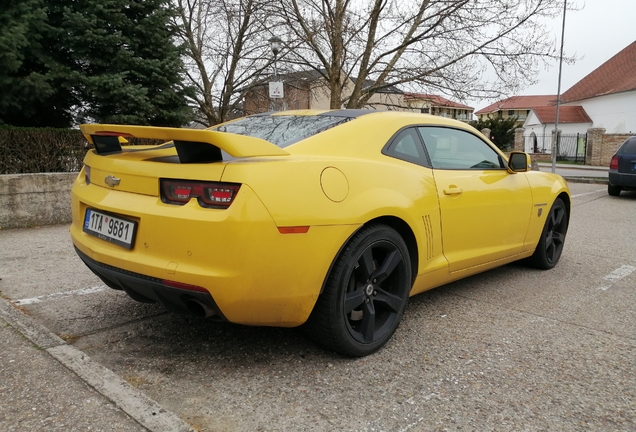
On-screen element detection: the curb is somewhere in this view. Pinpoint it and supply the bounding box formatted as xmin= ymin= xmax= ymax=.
xmin=0 ymin=297 xmax=194 ymax=432
xmin=562 ymin=176 xmax=608 ymax=184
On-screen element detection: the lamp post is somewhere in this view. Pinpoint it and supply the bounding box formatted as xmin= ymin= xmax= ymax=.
xmin=268 ymin=36 xmax=283 ymax=111
xmin=552 ymin=0 xmax=567 ymax=173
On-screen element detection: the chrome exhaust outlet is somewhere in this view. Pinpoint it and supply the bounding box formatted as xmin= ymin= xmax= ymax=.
xmin=185 ymin=299 xmax=216 ymax=318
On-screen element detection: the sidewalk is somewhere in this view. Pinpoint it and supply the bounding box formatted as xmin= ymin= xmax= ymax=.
xmin=0 ymin=314 xmax=145 ymax=431
xmin=0 ymin=296 xmax=193 ymax=432
xmin=537 ymin=162 xmax=608 ymax=183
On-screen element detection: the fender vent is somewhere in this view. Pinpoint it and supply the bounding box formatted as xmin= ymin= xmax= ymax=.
xmin=422 ymin=215 xmax=434 ymax=261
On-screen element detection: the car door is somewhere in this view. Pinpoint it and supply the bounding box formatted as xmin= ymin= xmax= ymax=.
xmin=418 ymin=126 xmax=533 ymax=273
xmin=381 ymin=127 xmax=449 ymax=279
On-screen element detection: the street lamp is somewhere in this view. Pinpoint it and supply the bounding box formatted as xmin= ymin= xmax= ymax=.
xmin=552 ymin=0 xmax=567 ymax=173
xmin=268 ymin=36 xmax=283 ymax=111
xmin=269 ymin=36 xmax=282 ymax=60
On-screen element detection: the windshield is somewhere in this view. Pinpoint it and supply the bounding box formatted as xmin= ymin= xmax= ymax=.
xmin=212 ymin=115 xmax=350 ymax=148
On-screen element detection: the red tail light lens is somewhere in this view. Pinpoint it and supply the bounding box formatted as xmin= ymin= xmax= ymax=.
xmin=161 ymin=179 xmax=240 ymax=208
xmin=610 ymin=155 xmax=619 ymax=170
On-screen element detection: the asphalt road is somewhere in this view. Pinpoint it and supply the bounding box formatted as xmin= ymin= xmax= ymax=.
xmin=0 ymin=182 xmax=634 ymax=432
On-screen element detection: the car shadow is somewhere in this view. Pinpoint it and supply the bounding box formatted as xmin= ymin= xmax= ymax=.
xmin=73 ymin=262 xmax=529 ymax=368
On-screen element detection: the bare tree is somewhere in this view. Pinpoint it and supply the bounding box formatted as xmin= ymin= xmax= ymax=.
xmin=274 ymin=0 xmax=567 ymax=109
xmin=173 ymin=0 xmax=279 ymax=126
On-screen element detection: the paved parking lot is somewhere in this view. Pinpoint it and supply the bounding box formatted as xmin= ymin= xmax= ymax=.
xmin=1 ymin=183 xmax=634 ymax=431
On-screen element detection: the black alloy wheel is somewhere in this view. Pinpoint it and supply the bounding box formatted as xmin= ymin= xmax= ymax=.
xmin=528 ymin=198 xmax=568 ymax=269
xmin=305 ymin=224 xmax=412 ymax=357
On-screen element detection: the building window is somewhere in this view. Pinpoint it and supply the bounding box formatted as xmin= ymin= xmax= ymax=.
xmin=421 ymin=108 xmax=430 ymax=114
xmin=508 ymin=110 xmax=515 ymax=116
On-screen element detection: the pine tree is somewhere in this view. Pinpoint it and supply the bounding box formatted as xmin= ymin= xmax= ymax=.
xmin=0 ymin=0 xmax=192 ymax=128
xmin=62 ymin=0 xmax=193 ymax=126
xmin=0 ymin=0 xmax=76 ymax=127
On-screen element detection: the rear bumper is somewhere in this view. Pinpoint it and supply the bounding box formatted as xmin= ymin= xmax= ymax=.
xmin=76 ymin=247 xmax=226 ymax=320
xmin=609 ymin=171 xmax=636 ymax=188
xmin=70 ymin=175 xmax=359 ymax=326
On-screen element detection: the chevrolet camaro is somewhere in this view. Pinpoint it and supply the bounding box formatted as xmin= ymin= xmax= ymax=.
xmin=70 ymin=110 xmax=570 ymax=356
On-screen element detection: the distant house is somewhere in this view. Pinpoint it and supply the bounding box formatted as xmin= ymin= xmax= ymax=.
xmin=404 ymin=93 xmax=474 ymax=122
xmin=475 ymin=95 xmax=556 ymax=126
xmin=243 ymin=70 xmax=473 ymax=119
xmin=524 ymin=106 xmax=592 ymax=153
xmin=243 ymin=70 xmax=405 ymax=114
xmin=559 ymin=40 xmax=636 ymax=134
xmin=475 ymin=41 xmax=636 ymax=157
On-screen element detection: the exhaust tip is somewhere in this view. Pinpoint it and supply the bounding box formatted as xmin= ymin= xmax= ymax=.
xmin=185 ymin=299 xmax=216 ymax=318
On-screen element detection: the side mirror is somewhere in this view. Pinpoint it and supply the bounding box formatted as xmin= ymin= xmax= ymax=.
xmin=508 ymin=151 xmax=531 ymax=173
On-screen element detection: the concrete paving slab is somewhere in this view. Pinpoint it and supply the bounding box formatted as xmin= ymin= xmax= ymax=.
xmin=0 ymin=224 xmax=98 ymax=299
xmin=0 ymin=318 xmax=146 ymax=432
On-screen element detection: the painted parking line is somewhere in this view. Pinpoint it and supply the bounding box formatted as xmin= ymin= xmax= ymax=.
xmin=13 ymin=285 xmax=107 ymax=306
xmin=598 ymin=265 xmax=636 ymax=291
xmin=571 ymin=189 xmax=606 ymax=198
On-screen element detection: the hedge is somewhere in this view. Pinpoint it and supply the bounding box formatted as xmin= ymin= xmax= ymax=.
xmin=0 ymin=126 xmax=165 ymax=174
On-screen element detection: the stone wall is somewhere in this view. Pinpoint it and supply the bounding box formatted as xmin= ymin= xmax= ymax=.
xmin=586 ymin=128 xmax=632 ymax=166
xmin=0 ymin=173 xmax=77 ymax=229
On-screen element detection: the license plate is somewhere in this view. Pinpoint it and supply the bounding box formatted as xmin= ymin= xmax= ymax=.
xmin=83 ymin=208 xmax=137 ymax=249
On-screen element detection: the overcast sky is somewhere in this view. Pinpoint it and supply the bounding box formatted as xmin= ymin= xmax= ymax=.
xmin=469 ymin=0 xmax=636 ymax=110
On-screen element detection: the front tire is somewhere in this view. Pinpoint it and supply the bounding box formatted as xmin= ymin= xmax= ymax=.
xmin=305 ymin=224 xmax=412 ymax=357
xmin=528 ymin=198 xmax=568 ymax=269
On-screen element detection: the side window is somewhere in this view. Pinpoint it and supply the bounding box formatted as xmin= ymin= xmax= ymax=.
xmin=383 ymin=127 xmax=428 ymax=166
xmin=418 ymin=127 xmax=503 ymax=170
xmin=619 ymin=137 xmax=636 ymax=154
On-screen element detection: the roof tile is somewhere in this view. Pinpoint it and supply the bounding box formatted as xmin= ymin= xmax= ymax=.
xmin=475 ymin=95 xmax=557 ymax=115
xmin=532 ymin=106 xmax=592 ymax=123
xmin=404 ymin=93 xmax=473 ymax=109
xmin=561 ymin=41 xmax=636 ymax=102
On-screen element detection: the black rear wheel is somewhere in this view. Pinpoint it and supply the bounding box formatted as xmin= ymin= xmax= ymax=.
xmin=608 ymin=184 xmax=622 ymax=196
xmin=528 ymin=198 xmax=568 ymax=269
xmin=305 ymin=224 xmax=411 ymax=357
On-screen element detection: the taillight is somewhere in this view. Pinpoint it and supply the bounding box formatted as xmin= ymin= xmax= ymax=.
xmin=162 ymin=279 xmax=209 ymax=293
xmin=610 ymin=155 xmax=619 ymax=170
xmin=161 ymin=179 xmax=240 ymax=208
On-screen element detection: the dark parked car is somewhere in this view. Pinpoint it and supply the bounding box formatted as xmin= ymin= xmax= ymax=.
xmin=608 ymin=136 xmax=636 ymax=196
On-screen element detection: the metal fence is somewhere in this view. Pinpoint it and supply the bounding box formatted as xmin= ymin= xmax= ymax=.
xmin=524 ymin=133 xmax=587 ymax=164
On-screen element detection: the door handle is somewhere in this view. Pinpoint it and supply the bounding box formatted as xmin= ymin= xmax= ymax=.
xmin=443 ymin=187 xmax=463 ymax=195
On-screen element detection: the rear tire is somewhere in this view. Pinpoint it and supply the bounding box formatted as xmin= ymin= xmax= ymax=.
xmin=304 ymin=224 xmax=411 ymax=357
xmin=608 ymin=184 xmax=622 ymax=196
xmin=528 ymin=198 xmax=568 ymax=270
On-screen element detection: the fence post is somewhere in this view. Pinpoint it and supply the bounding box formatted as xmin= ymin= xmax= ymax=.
xmin=514 ymin=128 xmax=525 ymax=151
xmin=586 ymin=127 xmax=605 ymax=166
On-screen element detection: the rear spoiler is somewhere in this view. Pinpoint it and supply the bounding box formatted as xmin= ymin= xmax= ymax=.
xmin=79 ymin=124 xmax=289 ymax=163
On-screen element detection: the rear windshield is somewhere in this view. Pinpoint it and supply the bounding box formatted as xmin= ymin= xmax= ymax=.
xmin=211 ymin=115 xmax=350 ymax=148
xmin=619 ymin=137 xmax=636 ymax=154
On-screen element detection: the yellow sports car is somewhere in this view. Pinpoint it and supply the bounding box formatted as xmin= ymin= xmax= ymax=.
xmin=70 ymin=110 xmax=570 ymax=356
